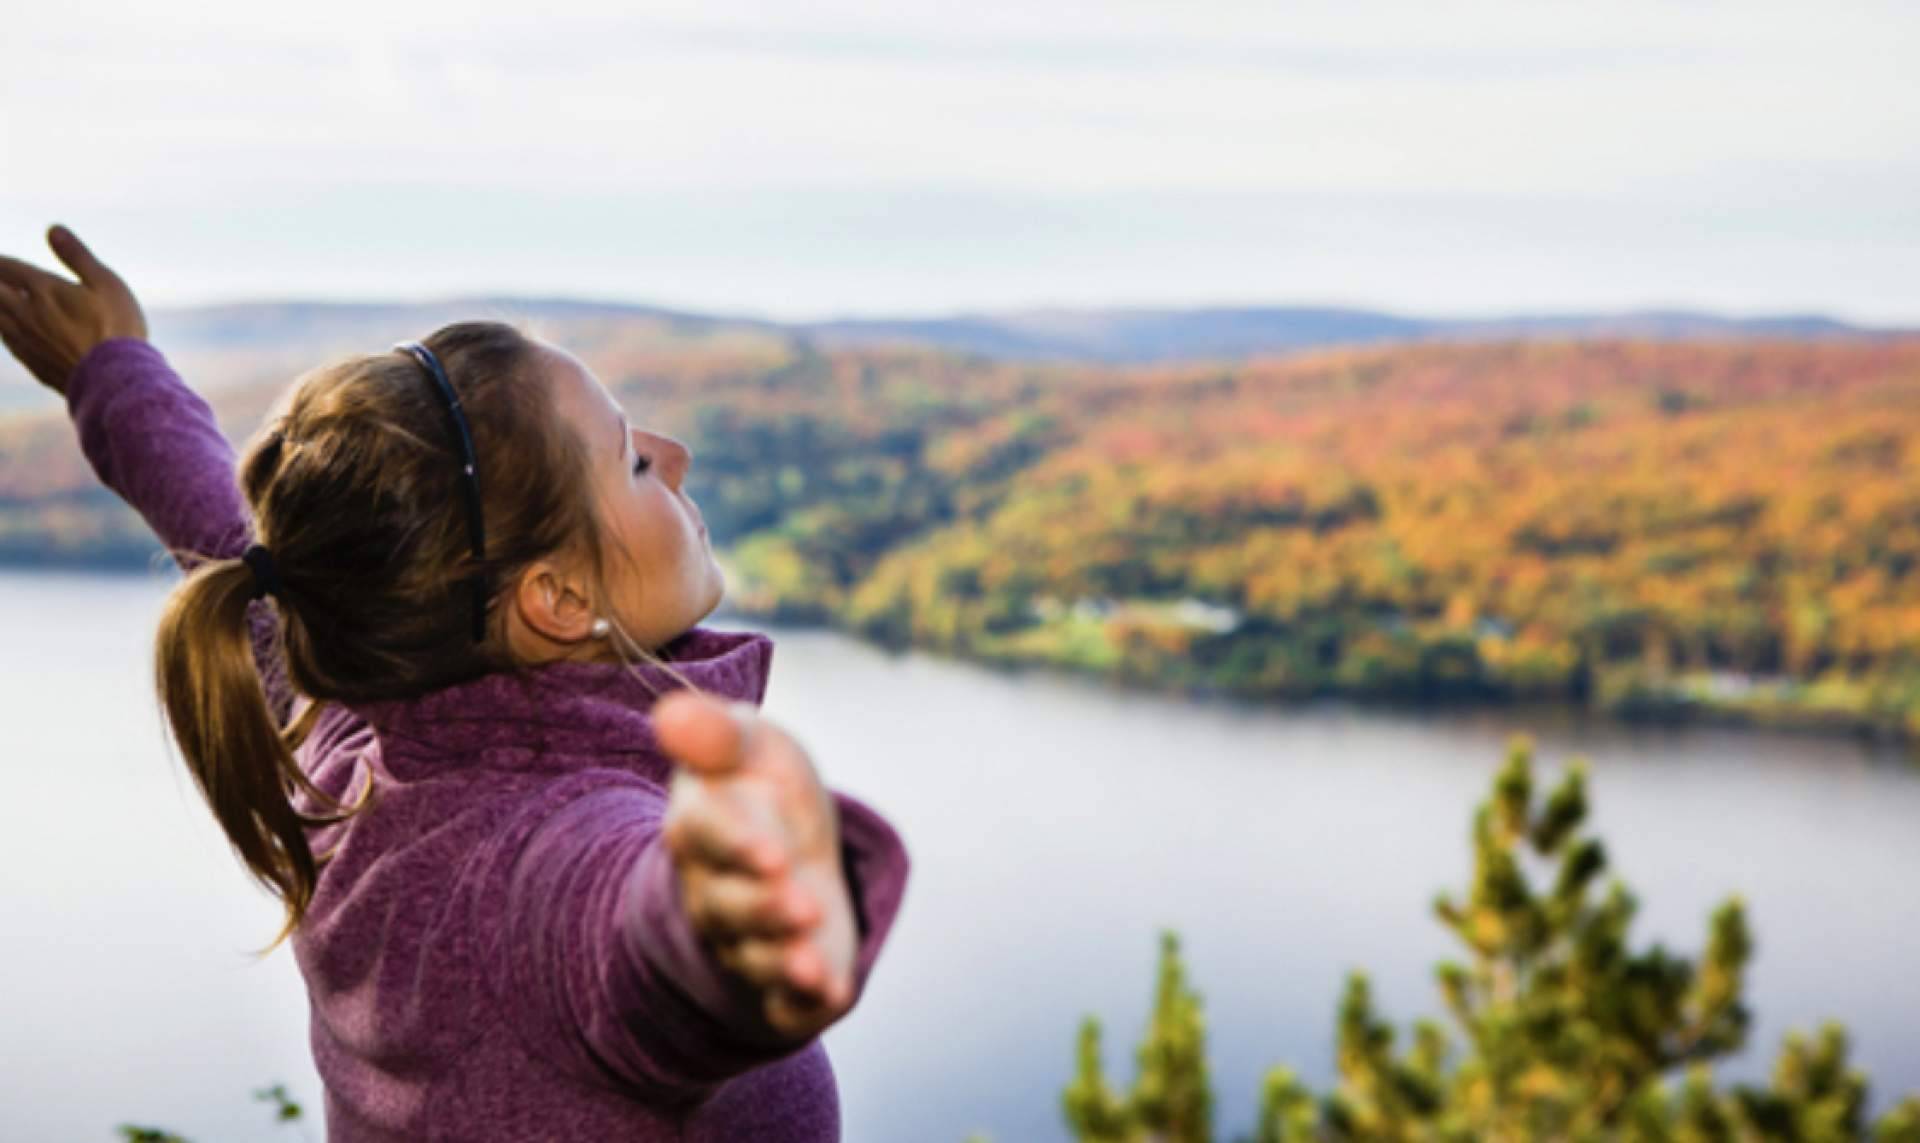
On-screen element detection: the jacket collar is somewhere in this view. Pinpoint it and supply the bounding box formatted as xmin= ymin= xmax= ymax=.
xmin=344 ymin=626 xmax=774 ymax=782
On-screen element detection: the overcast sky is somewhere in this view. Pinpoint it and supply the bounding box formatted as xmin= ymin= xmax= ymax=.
xmin=3 ymin=1 xmax=1916 ymax=322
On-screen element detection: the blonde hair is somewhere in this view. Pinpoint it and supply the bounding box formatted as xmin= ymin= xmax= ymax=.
xmin=155 ymin=320 xmax=707 ymax=947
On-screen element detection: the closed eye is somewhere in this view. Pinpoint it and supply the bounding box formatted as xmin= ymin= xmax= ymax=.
xmin=622 ymin=419 xmax=651 ymax=476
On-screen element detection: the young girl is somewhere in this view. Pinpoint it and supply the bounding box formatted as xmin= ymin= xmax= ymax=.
xmin=0 ymin=226 xmax=908 ymax=1141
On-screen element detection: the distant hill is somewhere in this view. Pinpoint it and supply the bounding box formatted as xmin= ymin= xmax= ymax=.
xmin=0 ymin=300 xmax=1894 ymax=409
xmin=802 ymin=306 xmax=1885 ymax=363
xmin=145 ymin=296 xmax=780 ymax=353
xmin=0 ymin=297 xmax=791 ymax=412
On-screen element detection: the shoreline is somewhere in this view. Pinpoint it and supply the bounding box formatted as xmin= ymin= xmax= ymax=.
xmin=7 ymin=557 xmax=1912 ymax=757
xmin=713 ymin=602 xmax=1919 ymax=758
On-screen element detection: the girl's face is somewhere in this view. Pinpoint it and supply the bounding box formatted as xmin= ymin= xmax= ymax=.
xmin=535 ymin=341 xmax=725 ymax=652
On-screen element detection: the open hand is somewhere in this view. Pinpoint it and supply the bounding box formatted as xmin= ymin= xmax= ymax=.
xmin=653 ymin=691 xmax=858 ymax=1041
xmin=0 ymin=225 xmax=148 ymax=395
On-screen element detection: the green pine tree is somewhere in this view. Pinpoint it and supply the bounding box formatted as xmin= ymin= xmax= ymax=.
xmin=1065 ymin=1017 xmax=1135 ymax=1143
xmin=1063 ymin=931 xmax=1214 ymax=1143
xmin=1066 ymin=737 xmax=1920 ymax=1142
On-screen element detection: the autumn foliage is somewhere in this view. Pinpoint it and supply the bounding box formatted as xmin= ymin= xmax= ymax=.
xmin=3 ymin=325 xmax=1916 ymax=736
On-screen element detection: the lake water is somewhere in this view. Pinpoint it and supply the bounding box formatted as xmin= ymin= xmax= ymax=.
xmin=3 ymin=567 xmax=1917 ymax=1141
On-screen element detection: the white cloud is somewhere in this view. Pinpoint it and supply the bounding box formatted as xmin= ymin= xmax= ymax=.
xmin=2 ymin=1 xmax=1916 ymax=319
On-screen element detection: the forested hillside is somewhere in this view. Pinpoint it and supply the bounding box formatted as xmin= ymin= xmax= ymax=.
xmin=2 ymin=324 xmax=1915 ymax=738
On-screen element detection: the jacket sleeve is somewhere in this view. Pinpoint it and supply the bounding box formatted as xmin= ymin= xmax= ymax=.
xmin=64 ymin=338 xmax=297 ymax=725
xmin=496 ymin=783 xmax=910 ymax=1104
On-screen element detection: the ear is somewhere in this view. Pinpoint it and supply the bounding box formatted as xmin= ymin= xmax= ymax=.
xmin=509 ymin=557 xmax=598 ymax=646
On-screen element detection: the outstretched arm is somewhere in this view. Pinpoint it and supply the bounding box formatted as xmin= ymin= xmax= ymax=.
xmin=498 ymin=694 xmax=910 ymax=1102
xmin=0 ymin=226 xmax=297 ymax=724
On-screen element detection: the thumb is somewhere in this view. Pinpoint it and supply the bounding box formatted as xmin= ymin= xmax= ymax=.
xmin=47 ymin=225 xmax=120 ymax=292
xmin=654 ymin=691 xmax=755 ymax=778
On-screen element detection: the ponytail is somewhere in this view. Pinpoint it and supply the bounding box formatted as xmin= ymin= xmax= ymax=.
xmin=154 ymin=556 xmax=360 ymax=949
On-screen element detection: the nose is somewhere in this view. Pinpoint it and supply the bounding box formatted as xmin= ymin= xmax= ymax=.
xmin=634 ymin=429 xmax=693 ymax=490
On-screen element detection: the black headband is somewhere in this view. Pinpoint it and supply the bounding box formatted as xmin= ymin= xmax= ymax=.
xmin=394 ymin=341 xmax=489 ymax=643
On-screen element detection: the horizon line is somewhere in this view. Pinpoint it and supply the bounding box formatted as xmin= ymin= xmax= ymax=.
xmin=142 ymin=292 xmax=1913 ymax=333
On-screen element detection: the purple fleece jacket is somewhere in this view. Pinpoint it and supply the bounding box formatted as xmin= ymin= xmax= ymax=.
xmin=66 ymin=338 xmax=910 ymax=1141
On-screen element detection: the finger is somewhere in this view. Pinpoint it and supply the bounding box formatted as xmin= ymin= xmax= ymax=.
xmin=765 ymin=977 xmax=851 ymax=1038
xmin=0 ymin=301 xmax=25 ymax=344
xmin=778 ymin=938 xmax=829 ymax=997
xmin=667 ymin=693 xmax=821 ymax=799
xmin=714 ymin=935 xmax=780 ymax=987
xmin=719 ymin=933 xmax=833 ymax=1000
xmin=685 ymin=870 xmax=820 ymax=941
xmin=716 ymin=934 xmax=804 ymax=992
xmin=0 ymin=254 xmax=67 ymax=295
xmin=47 ymin=225 xmax=119 ymax=292
xmin=654 ymin=691 xmax=755 ymax=778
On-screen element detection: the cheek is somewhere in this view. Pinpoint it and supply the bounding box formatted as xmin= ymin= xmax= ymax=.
xmin=596 ymin=499 xmax=650 ymax=579
xmin=617 ymin=493 xmax=693 ymax=580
